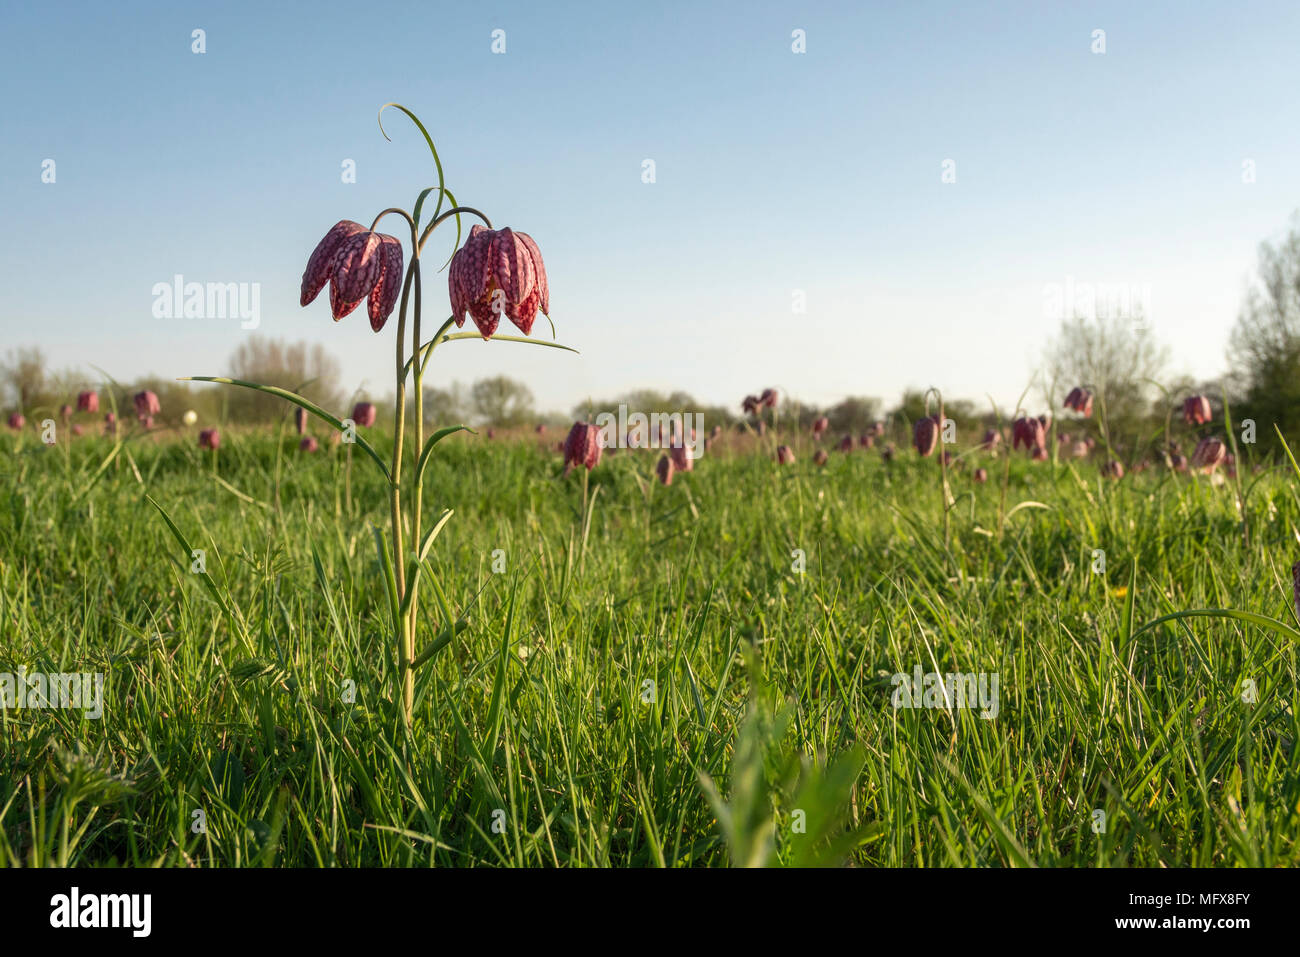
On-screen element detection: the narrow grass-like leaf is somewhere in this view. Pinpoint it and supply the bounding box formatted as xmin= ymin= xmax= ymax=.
xmin=181 ymin=376 xmax=392 ymax=483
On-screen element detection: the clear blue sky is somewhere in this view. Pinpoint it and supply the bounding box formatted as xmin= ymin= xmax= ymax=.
xmin=3 ymin=0 xmax=1298 ymax=415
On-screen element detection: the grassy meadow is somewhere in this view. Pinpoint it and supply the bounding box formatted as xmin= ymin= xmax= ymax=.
xmin=2 ymin=423 xmax=1298 ymax=867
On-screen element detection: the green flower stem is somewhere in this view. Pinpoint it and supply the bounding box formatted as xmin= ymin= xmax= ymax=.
xmin=407 ymin=253 xmax=424 ymax=706
xmin=391 ymin=251 xmax=417 ymax=729
xmin=417 ymin=206 xmax=491 ymax=255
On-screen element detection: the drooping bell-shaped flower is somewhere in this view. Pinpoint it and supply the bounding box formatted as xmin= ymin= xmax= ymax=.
xmin=562 ymin=422 xmax=602 ymax=476
xmin=981 ymin=428 xmax=1001 ymax=450
xmin=775 ymin=445 xmax=795 ymax=465
xmin=839 ymin=435 xmax=853 ymax=453
xmin=812 ymin=416 xmax=829 ymax=438
xmin=973 ymin=467 xmax=988 ymax=483
xmin=448 ymin=225 xmax=549 ymax=339
xmin=59 ymin=404 xmax=72 ymax=419
xmin=294 ymin=407 xmax=307 ymax=434
xmin=1101 ymin=460 xmax=1124 ymax=479
xmin=300 ymin=436 xmax=319 ymax=453
xmin=77 ymin=391 xmax=99 ymax=413
xmin=199 ymin=428 xmax=220 ymax=450
xmin=133 ymin=390 xmax=160 ymax=419
xmin=913 ymin=415 xmax=940 ymax=457
xmin=1012 ymin=416 xmax=1046 ymax=452
xmin=813 ymin=449 xmax=828 ymax=467
xmin=1191 ymin=436 xmax=1227 ymax=471
xmin=742 ymin=395 xmax=760 ymax=416
xmin=1063 ymin=387 xmax=1094 ymax=417
xmin=1030 ymin=446 xmax=1049 ymax=462
xmin=1182 ymin=395 xmax=1212 ymax=426
xmin=301 ymin=221 xmax=404 ymax=331
xmin=859 ymin=433 xmax=875 ymax=449
xmin=352 ymin=402 xmax=377 ymax=428
xmin=656 ymin=454 xmax=674 ymax=486
xmin=7 ymin=412 xmax=24 ymax=430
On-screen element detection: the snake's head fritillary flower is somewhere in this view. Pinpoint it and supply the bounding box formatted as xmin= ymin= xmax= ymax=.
xmin=300 ymin=436 xmax=319 ymax=453
xmin=199 ymin=428 xmax=220 ymax=450
xmin=775 ymin=445 xmax=795 ymax=465
xmin=973 ymin=467 xmax=988 ymax=483
xmin=812 ymin=416 xmax=829 ymax=438
xmin=1191 ymin=436 xmax=1227 ymax=471
xmin=859 ymin=433 xmax=875 ymax=449
xmin=1058 ymin=431 xmax=1071 ymax=446
xmin=7 ymin=412 xmax=23 ymax=430
xmin=103 ymin=413 xmax=116 ymax=436
xmin=742 ymin=395 xmax=760 ymax=416
xmin=535 ymin=423 xmax=546 ymax=434
xmin=1030 ymin=446 xmax=1049 ymax=462
xmin=71 ymin=424 xmax=83 ymax=437
xmin=981 ymin=428 xmax=1001 ymax=450
xmin=839 ymin=435 xmax=853 ymax=453
xmin=813 ymin=449 xmax=828 ymax=467
xmin=134 ymin=390 xmax=160 ymax=418
xmin=1182 ymin=395 xmax=1212 ymax=426
xmin=656 ymin=454 xmax=674 ymax=486
xmin=881 ymin=443 xmax=895 ymax=462
xmin=760 ymin=388 xmax=779 ymax=409
xmin=562 ymin=422 xmax=602 ymax=476
xmin=1071 ymin=441 xmax=1089 ymax=458
xmin=302 ymin=220 xmax=364 ymax=304
xmin=1170 ymin=452 xmax=1188 ymax=472
xmin=352 ymin=402 xmax=377 ymax=428
xmin=669 ymin=441 xmax=693 ymax=473
xmin=448 ymin=225 xmax=549 ymax=339
xmin=1012 ymin=417 xmax=1046 ymax=453
xmin=59 ymin=404 xmax=72 ymax=419
xmin=486 ymin=428 xmax=496 ymax=440
xmin=1101 ymin=460 xmax=1124 ymax=479
xmin=913 ymin=416 xmax=939 ymax=456
xmin=301 ymin=221 xmax=405 ymax=332
xmin=77 ymin=391 xmax=99 ymax=413
xmin=294 ymin=407 xmax=307 ymax=434
xmin=1063 ymin=387 xmax=1094 ymax=417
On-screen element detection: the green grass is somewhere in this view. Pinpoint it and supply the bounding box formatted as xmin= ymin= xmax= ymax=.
xmin=1 ymin=427 xmax=1298 ymax=867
